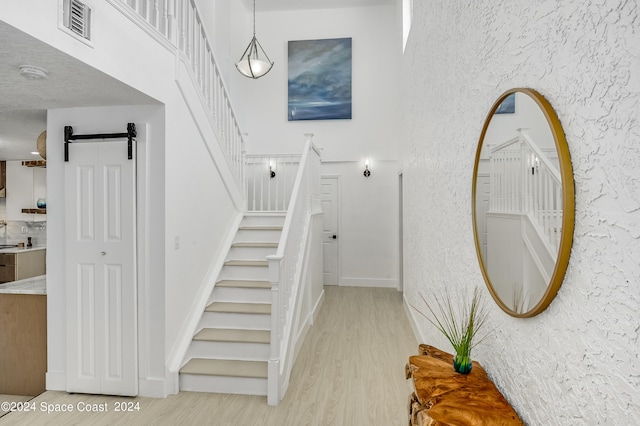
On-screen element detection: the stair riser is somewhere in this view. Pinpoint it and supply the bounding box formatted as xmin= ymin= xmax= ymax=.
xmin=179 ymin=374 xmax=267 ymax=396
xmin=228 ymin=246 xmax=278 ymax=260
xmin=234 ymin=229 xmax=282 ymax=243
xmin=187 ymin=341 xmax=270 ymax=361
xmin=219 ymin=265 xmax=269 ymax=281
xmin=199 ymin=311 xmax=271 ymax=330
xmin=211 ymin=286 xmax=271 ymax=304
xmin=241 ymin=215 xmax=285 ymax=227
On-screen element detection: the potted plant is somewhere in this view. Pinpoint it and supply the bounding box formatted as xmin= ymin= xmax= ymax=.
xmin=414 ymin=286 xmax=491 ymax=374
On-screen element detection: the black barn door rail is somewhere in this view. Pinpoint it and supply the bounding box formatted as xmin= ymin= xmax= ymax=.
xmin=64 ymin=123 xmax=136 ymax=162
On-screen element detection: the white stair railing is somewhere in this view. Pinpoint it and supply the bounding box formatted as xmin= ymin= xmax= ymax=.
xmin=490 ymin=129 xmax=563 ymax=253
xmin=246 ymin=155 xmax=301 ymax=212
xmin=110 ymin=0 xmax=246 ymax=190
xmin=266 ymin=134 xmax=321 ymax=406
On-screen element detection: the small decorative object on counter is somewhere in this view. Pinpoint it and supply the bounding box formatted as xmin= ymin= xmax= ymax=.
xmin=27 ymin=237 xmax=32 ymax=248
xmin=412 ymin=287 xmax=491 ymax=374
xmin=36 ymin=198 xmax=46 ymax=208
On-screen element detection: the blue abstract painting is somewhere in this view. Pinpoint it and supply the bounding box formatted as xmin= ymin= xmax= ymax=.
xmin=494 ymin=93 xmax=516 ymax=114
xmin=288 ymin=38 xmax=352 ymax=121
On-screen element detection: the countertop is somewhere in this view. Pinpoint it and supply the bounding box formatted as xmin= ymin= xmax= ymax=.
xmin=0 ymin=275 xmax=46 ymax=295
xmin=0 ymin=246 xmax=46 ymax=254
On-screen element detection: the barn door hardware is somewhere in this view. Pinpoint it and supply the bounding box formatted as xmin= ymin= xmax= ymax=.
xmin=64 ymin=123 xmax=136 ymax=161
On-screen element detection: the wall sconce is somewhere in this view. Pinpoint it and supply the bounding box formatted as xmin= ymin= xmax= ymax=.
xmin=363 ymin=160 xmax=371 ymax=178
xmin=269 ymin=164 xmax=276 ymax=178
xmin=531 ymin=156 xmax=539 ymax=175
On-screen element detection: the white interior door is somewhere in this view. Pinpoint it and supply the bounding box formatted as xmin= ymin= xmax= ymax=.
xmin=321 ymin=177 xmax=338 ymax=286
xmin=65 ymin=140 xmax=137 ymax=396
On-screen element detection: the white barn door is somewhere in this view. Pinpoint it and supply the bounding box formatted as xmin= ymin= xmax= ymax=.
xmin=65 ymin=140 xmax=137 ymax=396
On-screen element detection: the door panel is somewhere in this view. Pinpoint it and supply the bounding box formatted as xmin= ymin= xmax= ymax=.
xmin=321 ymin=178 xmax=338 ymax=286
xmin=66 ymin=141 xmax=137 ymax=396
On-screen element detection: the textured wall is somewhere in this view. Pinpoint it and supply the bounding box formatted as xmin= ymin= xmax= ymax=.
xmin=401 ymin=1 xmax=639 ymax=424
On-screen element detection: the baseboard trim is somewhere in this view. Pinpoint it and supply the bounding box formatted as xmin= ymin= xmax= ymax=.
xmin=46 ymin=372 xmax=66 ymax=391
xmin=139 ymin=378 xmax=171 ymax=398
xmin=339 ymin=277 xmax=397 ymax=288
xmin=311 ymin=288 xmax=325 ymax=324
xmin=403 ymin=295 xmax=423 ymax=343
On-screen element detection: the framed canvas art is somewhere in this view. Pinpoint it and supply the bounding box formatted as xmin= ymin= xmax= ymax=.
xmin=494 ymin=93 xmax=516 ymax=114
xmin=288 ymin=37 xmax=352 ymax=121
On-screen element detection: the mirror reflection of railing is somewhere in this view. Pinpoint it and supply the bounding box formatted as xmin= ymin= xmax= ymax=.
xmin=489 ymin=128 xmax=563 ymax=254
xmin=246 ymin=155 xmax=301 ymax=212
xmin=473 ymin=88 xmax=575 ymax=318
xmin=111 ymin=0 xmax=246 ymax=189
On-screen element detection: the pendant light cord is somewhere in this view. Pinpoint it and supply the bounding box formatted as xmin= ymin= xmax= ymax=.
xmin=253 ymin=0 xmax=256 ymax=36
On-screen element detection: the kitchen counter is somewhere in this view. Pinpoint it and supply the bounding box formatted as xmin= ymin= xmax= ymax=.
xmin=0 ymin=275 xmax=46 ymax=294
xmin=0 ymin=246 xmax=46 ymax=254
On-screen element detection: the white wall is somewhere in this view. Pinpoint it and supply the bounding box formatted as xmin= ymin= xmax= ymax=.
xmin=322 ymin=161 xmax=399 ymax=288
xmin=233 ymin=5 xmax=402 ymax=288
xmin=401 ymin=1 xmax=640 ymax=424
xmin=233 ymin=5 xmax=401 ymax=161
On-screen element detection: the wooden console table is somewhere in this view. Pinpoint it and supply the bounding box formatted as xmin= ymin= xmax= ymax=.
xmin=406 ymin=344 xmax=523 ymax=426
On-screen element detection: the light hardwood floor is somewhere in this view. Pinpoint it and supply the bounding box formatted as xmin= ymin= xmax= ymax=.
xmin=0 ymin=286 xmax=418 ymax=425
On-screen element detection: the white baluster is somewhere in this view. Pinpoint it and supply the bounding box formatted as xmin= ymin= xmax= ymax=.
xmin=163 ymin=0 xmax=171 ymax=39
xmin=153 ymin=0 xmax=159 ymax=29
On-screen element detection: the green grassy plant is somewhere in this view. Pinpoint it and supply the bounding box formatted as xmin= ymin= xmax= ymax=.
xmin=414 ymin=287 xmax=491 ymax=371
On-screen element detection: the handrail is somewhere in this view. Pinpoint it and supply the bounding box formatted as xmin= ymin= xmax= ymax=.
xmin=266 ymin=134 xmax=321 ymax=405
xmin=111 ymin=0 xmax=246 ymax=191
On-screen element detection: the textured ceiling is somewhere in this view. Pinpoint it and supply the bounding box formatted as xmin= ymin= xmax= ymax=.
xmin=0 ymin=21 xmax=157 ymax=161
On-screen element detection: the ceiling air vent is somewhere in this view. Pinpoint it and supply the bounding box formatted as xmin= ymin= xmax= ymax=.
xmin=64 ymin=0 xmax=92 ymax=41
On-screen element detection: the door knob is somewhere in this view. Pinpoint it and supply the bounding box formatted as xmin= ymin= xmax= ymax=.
xmin=332 ymin=235 xmax=337 ymax=239
xmin=100 ymin=251 xmax=107 ymax=256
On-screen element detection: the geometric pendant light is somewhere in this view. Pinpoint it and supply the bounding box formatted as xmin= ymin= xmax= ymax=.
xmin=235 ymin=0 xmax=274 ymax=79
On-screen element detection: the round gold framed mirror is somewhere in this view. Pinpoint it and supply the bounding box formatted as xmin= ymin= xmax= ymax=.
xmin=472 ymin=88 xmax=574 ymax=317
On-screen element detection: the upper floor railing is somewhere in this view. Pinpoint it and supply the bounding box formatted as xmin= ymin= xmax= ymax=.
xmin=246 ymin=154 xmax=301 ymax=212
xmin=111 ymin=0 xmax=246 ymax=190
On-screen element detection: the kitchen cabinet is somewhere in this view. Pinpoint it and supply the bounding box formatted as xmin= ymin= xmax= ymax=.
xmin=0 ymin=279 xmax=46 ymax=395
xmin=0 ymin=249 xmax=46 ymax=283
xmin=6 ymin=161 xmax=46 ymax=221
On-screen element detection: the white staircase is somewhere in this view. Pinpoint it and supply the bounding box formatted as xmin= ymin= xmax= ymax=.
xmin=179 ymin=213 xmax=285 ymax=396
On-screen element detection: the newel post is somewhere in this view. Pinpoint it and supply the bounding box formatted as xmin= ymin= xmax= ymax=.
xmin=266 ymin=254 xmax=283 ymax=406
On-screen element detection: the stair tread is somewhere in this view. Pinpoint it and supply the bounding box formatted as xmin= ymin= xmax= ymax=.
xmin=224 ymin=260 xmax=269 ymax=267
xmin=238 ymin=226 xmax=283 ymax=231
xmin=231 ymin=242 xmax=278 ymax=248
xmin=216 ymin=280 xmax=271 ymax=289
xmin=180 ymin=359 xmax=267 ymax=378
xmin=194 ymin=328 xmax=270 ymax=343
xmin=206 ymin=302 xmax=271 ymax=314
xmin=244 ymin=212 xmax=286 ymax=217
